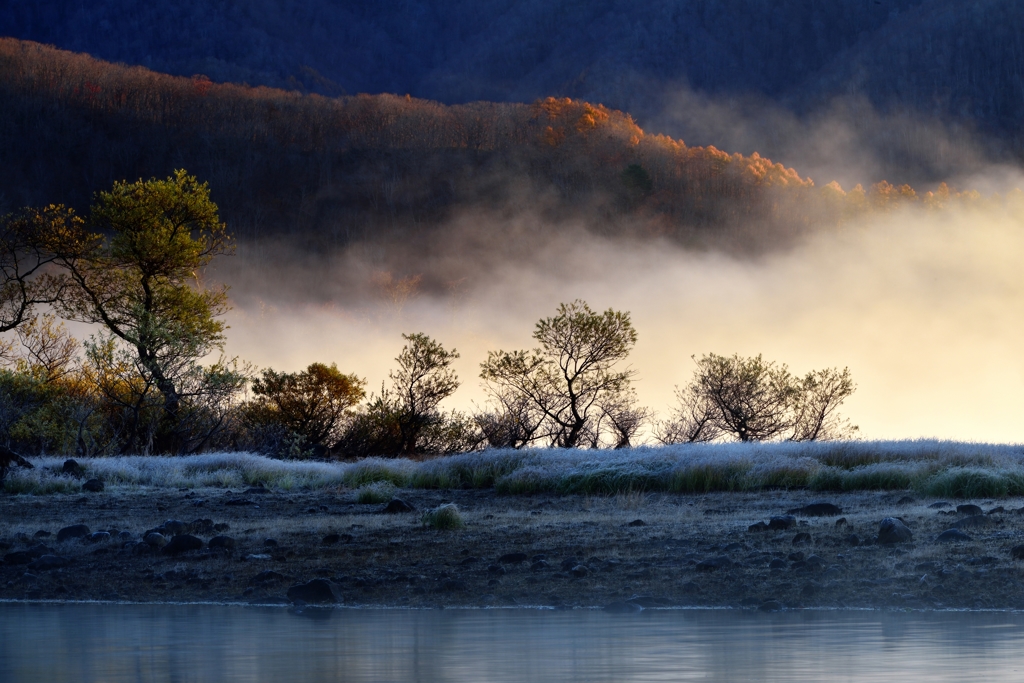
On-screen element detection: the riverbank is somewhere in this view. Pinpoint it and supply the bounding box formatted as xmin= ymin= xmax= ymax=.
xmin=4 ymin=482 xmax=1024 ymax=610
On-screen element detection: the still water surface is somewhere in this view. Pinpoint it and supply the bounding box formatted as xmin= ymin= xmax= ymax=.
xmin=2 ymin=603 xmax=1024 ymax=682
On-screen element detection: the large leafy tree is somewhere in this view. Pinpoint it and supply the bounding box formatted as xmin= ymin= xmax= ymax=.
xmin=480 ymin=300 xmax=641 ymax=449
xmin=53 ymin=169 xmax=237 ymax=452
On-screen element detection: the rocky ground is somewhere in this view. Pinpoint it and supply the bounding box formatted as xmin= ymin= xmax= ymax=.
xmin=4 ymin=485 xmax=1024 ymax=611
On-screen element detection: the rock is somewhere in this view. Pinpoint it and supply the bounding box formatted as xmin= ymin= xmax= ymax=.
xmin=27 ymin=555 xmax=70 ymax=571
xmin=531 ymin=554 xmax=547 ymax=562
xmin=208 ymin=535 xmax=235 ymax=550
xmin=244 ymin=554 xmax=271 ymax=561
xmin=62 ymin=459 xmax=85 ymax=478
xmin=213 ymin=523 xmax=230 ymax=532
xmin=161 ymin=534 xmax=203 ymax=555
xmin=117 ymin=531 xmax=133 ymax=541
xmin=3 ymin=551 xmax=33 ymax=565
xmin=986 ymin=506 xmax=1005 ymax=515
xmin=954 ymin=515 xmax=991 ymax=529
xmin=695 ymin=556 xmax=732 ymax=572
xmin=487 ymin=564 xmax=506 ymax=575
xmin=604 ymin=601 xmax=643 ymax=613
xmin=56 ymin=524 xmax=90 ymax=542
xmin=162 ymin=520 xmax=187 ymax=535
xmin=936 ymin=529 xmax=972 ymax=543
xmin=627 ymin=519 xmax=646 ymax=527
xmin=628 ymin=596 xmax=671 ymax=608
xmin=460 ymin=556 xmax=479 ymax=565
xmin=263 ymin=538 xmax=279 ymax=548
xmin=34 ymin=530 xmax=51 ymax=538
xmin=792 ymin=532 xmax=812 ymax=545
xmin=531 ymin=560 xmax=549 ymax=571
xmin=225 ymin=498 xmax=252 ymax=506
xmin=86 ymin=532 xmax=110 ymax=543
xmin=251 ymin=570 xmax=286 ymax=584
xmin=189 ymin=519 xmax=215 ymax=534
xmin=769 ymin=558 xmax=787 ymax=569
xmin=1012 ymin=545 xmax=1024 ymax=560
xmin=322 ymin=533 xmax=341 ymax=545
xmin=957 ymin=504 xmax=983 ymax=516
xmin=748 ymin=521 xmax=770 ymax=532
xmin=788 ymin=551 xmax=805 ymax=562
xmin=835 ymin=518 xmax=848 ymax=528
xmin=439 ymin=579 xmax=467 ymax=592
xmin=758 ymin=600 xmax=783 ymax=612
xmin=768 ymin=516 xmax=796 ymax=530
xmin=82 ymin=479 xmax=104 ymax=492
xmin=131 ymin=542 xmax=154 ymax=556
xmin=804 ymin=554 xmax=826 ymax=570
xmin=878 ymin=517 xmax=913 ymax=544
xmin=560 ymin=557 xmax=579 ymax=571
xmin=498 ymin=552 xmax=528 ymax=564
xmin=843 ymin=534 xmax=860 ymax=546
xmin=382 ymin=498 xmax=415 ymax=513
xmin=287 ymin=579 xmax=341 ymax=604
xmin=144 ymin=532 xmax=168 ymax=548
xmin=928 ymin=501 xmax=951 ymax=509
xmin=570 ymin=565 xmax=588 ymax=578
xmin=787 ymin=503 xmax=842 ymax=516
xmin=244 ymin=485 xmax=270 ymax=495
xmin=896 ymin=496 xmax=916 ymax=506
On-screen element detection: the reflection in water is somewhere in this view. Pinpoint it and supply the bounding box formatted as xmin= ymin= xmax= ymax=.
xmin=2 ymin=604 xmax=1024 ymax=682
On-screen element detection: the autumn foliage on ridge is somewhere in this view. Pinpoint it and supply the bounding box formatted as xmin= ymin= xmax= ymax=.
xmin=0 ymin=38 xmax=989 ymax=263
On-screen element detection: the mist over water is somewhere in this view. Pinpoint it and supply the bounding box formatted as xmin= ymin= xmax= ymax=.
xmin=222 ymin=195 xmax=1024 ymax=444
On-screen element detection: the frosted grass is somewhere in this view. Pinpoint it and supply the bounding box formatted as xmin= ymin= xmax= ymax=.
xmin=5 ymin=440 xmax=1024 ymax=497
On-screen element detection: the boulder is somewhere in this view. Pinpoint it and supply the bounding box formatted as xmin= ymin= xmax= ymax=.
xmin=81 ymin=479 xmax=104 ymax=492
xmin=928 ymin=501 xmax=951 ymax=509
xmin=843 ymin=534 xmax=860 ymax=546
xmin=877 ymin=517 xmax=913 ymax=544
xmin=936 ymin=529 xmax=972 ymax=543
xmin=189 ymin=519 xmax=215 ymax=534
xmin=144 ymin=532 xmax=168 ymax=548
xmin=162 ymin=520 xmax=187 ymax=535
xmin=208 ymin=535 xmax=236 ymax=551
xmin=382 ymin=498 xmax=415 ymax=513
xmin=287 ymin=579 xmax=341 ymax=604
xmin=87 ymin=531 xmax=110 ymax=543
xmin=768 ymin=516 xmax=796 ymax=530
xmin=570 ymin=564 xmax=589 ymax=578
xmin=768 ymin=558 xmax=787 ymax=569
xmin=56 ymin=524 xmax=90 ymax=542
xmin=62 ymin=459 xmax=85 ymax=478
xmin=748 ymin=521 xmax=770 ymax=532
xmin=792 ymin=532 xmax=812 ymax=545
xmin=787 ymin=503 xmax=842 ymax=517
xmin=627 ymin=519 xmax=646 ymax=527
xmin=162 ymin=534 xmax=203 ymax=555
xmin=1011 ymin=545 xmax=1024 ymax=560
xmin=498 ymin=552 xmax=528 ymax=564
xmin=954 ymin=515 xmax=991 ymax=529
xmin=957 ymin=504 xmax=983 ymax=516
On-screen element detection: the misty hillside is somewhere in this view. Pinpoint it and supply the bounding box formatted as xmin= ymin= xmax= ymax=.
xmin=4 ymin=0 xmax=1024 ymax=161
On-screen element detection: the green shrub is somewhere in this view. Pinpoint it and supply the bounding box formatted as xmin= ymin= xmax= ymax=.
xmin=355 ymin=481 xmax=397 ymax=503
xmin=422 ymin=503 xmax=464 ymax=530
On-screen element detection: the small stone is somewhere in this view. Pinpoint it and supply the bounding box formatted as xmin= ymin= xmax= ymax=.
xmin=560 ymin=557 xmax=579 ymax=571
xmin=498 ymin=552 xmax=528 ymax=564
xmin=487 ymin=564 xmax=506 ymax=575
xmin=161 ymin=534 xmax=203 ymax=555
xmin=33 ymin=530 xmax=51 ymax=539
xmin=792 ymin=532 xmax=812 ymax=546
xmin=56 ymin=524 xmax=90 ymax=542
xmin=251 ymin=570 xmax=286 ymax=584
xmin=117 ymin=531 xmax=133 ymax=541
xmin=322 ymin=533 xmax=341 ymax=545
xmin=835 ymin=518 xmax=848 ymax=528
xmin=82 ymin=479 xmax=104 ymax=492
xmin=627 ymin=519 xmax=646 ymax=527
xmin=87 ymin=532 xmax=110 ymax=543
xmin=530 ymin=554 xmax=547 ymax=562
xmin=131 ymin=542 xmax=154 ymax=556
xmin=383 ymin=498 xmax=415 ymax=513
xmin=263 ymin=538 xmax=279 ymax=548
xmin=287 ymin=579 xmax=341 ymax=604
xmin=189 ymin=519 xmax=214 ymax=534
xmin=768 ymin=516 xmax=796 ymax=530
xmin=843 ymin=534 xmax=860 ymax=547
xmin=209 ymin=535 xmax=236 ymax=550
xmin=531 ymin=560 xmax=549 ymax=571
xmin=162 ymin=520 xmax=187 ymax=535
xmin=440 ymin=579 xmax=467 ymax=592
xmin=1010 ymin=545 xmax=1024 ymax=560
xmin=244 ymin=485 xmax=270 ymax=495
xmin=27 ymin=555 xmax=70 ymax=571
xmin=3 ymin=551 xmax=33 ymax=565
xmin=213 ymin=523 xmax=230 ymax=532
xmin=769 ymin=559 xmax=787 ymax=569
xmin=957 ymin=504 xmax=983 ymax=516
xmin=896 ymin=496 xmax=916 ymax=506
xmin=758 ymin=600 xmax=783 ymax=612
xmin=987 ymin=506 xmax=1005 ymax=515
xmin=788 ymin=551 xmax=805 ymax=562
xmin=570 ymin=565 xmax=588 ymax=578
xmin=878 ymin=518 xmax=913 ymax=544
xmin=936 ymin=529 xmax=972 ymax=543
xmin=748 ymin=521 xmax=769 ymax=532
xmin=695 ymin=556 xmax=732 ymax=572
xmin=928 ymin=501 xmax=951 ymax=509
xmin=787 ymin=503 xmax=842 ymax=517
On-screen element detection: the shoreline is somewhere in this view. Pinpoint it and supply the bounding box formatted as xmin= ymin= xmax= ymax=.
xmin=5 ymin=485 xmax=1024 ymax=611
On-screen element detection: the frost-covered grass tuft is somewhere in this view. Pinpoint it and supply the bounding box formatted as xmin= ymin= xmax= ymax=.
xmin=421 ymin=503 xmax=464 ymax=530
xmin=4 ymin=440 xmax=1024 ymax=497
xmin=355 ymin=481 xmax=397 ymax=504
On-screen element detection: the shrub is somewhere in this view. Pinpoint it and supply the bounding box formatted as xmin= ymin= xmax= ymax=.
xmin=355 ymin=481 xmax=397 ymax=504
xmin=422 ymin=503 xmax=464 ymax=530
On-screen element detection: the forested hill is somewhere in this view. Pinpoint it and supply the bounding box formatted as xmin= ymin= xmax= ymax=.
xmin=0 ymin=39 xmax=981 ymax=294
xmin=4 ymin=0 xmax=1024 ymax=158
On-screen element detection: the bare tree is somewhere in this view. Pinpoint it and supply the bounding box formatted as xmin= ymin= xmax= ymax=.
xmin=789 ymin=367 xmax=858 ymax=441
xmin=655 ymin=383 xmax=722 ymax=444
xmin=0 ymin=206 xmax=71 ymax=334
xmin=480 ymin=300 xmax=641 ymax=449
xmin=693 ymin=353 xmax=797 ymax=442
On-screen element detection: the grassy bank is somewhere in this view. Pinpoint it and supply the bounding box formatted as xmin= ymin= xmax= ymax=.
xmin=5 ymin=440 xmax=1024 ymax=499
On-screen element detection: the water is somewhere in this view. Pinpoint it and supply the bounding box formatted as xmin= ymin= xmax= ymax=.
xmin=2 ymin=604 xmax=1024 ymax=682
